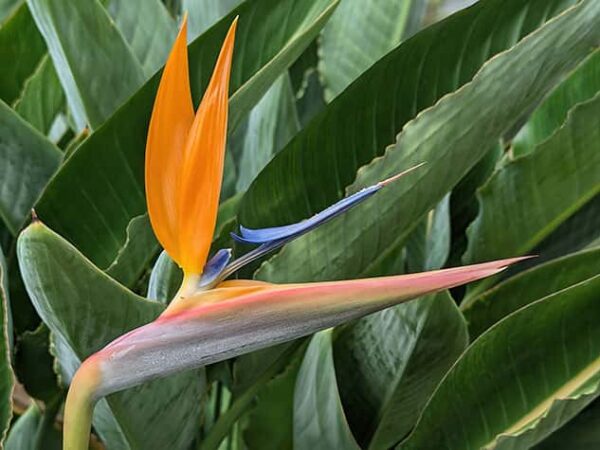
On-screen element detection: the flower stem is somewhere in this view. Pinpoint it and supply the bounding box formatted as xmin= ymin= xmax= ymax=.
xmin=63 ymin=357 xmax=102 ymax=450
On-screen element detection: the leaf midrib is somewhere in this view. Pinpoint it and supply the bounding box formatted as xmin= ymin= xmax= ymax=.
xmin=482 ymin=353 xmax=600 ymax=449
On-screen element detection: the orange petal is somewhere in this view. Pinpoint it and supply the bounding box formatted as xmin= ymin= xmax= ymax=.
xmin=176 ymin=19 xmax=237 ymax=273
xmin=145 ymin=16 xmax=194 ymax=265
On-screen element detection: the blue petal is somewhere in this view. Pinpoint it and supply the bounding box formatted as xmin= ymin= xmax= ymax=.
xmin=231 ymin=185 xmax=381 ymax=244
xmin=198 ymin=248 xmax=232 ymax=288
xmin=200 ymin=164 xmax=425 ymax=289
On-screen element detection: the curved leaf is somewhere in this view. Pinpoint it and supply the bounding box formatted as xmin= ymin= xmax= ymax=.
xmin=243 ymin=351 xmax=302 ymax=450
xmin=400 ymin=274 xmax=600 ymax=450
xmin=293 ymin=330 xmax=360 ymax=450
xmin=182 ymin=0 xmax=242 ymax=41
xmin=319 ymin=0 xmax=425 ymax=100
xmin=104 ymin=213 xmax=159 ymax=288
xmin=5 ymin=403 xmax=61 ymax=450
xmin=252 ymin=0 xmax=599 ymax=283
xmin=105 ymin=0 xmax=176 ymax=76
xmin=464 ymin=92 xmax=600 ymax=266
xmin=12 ymin=55 xmax=64 ymax=136
xmin=0 ymin=3 xmax=46 ymax=104
xmin=35 ymin=0 xmax=339 ymax=269
xmin=147 ymin=250 xmax=182 ymax=304
xmin=463 ymin=247 xmax=600 ymax=339
xmin=512 ymin=49 xmax=600 ymax=156
xmin=334 ymin=292 xmax=467 ymax=450
xmin=535 ymin=398 xmax=600 ymax=449
xmin=0 ymin=100 xmax=60 ymax=235
xmin=27 ymin=0 xmax=146 ymax=130
xmin=17 ymin=222 xmax=205 ymax=450
xmin=235 ymin=74 xmax=299 ymax=192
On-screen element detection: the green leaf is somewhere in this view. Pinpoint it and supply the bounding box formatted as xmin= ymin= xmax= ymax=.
xmin=464 ymin=92 xmax=600 ymax=266
xmin=334 ymin=292 xmax=467 ymax=450
xmin=0 ymin=3 xmax=46 ymax=104
xmin=400 ymin=274 xmax=600 ymax=450
xmin=105 ymin=0 xmax=177 ymax=76
xmin=232 ymin=344 xmax=295 ymax=396
xmin=104 ymin=213 xmax=159 ymax=289
xmin=235 ymin=74 xmax=299 ymax=192
xmin=242 ymin=353 xmax=302 ymax=450
xmin=512 ymin=49 xmax=600 ymax=156
xmin=319 ymin=0 xmax=425 ymax=100
xmin=5 ymin=403 xmax=62 ymax=450
xmin=535 ymin=398 xmax=600 ymax=449
xmin=12 ymin=55 xmax=65 ymax=136
xmin=182 ymin=0 xmax=242 ymax=41
xmin=293 ymin=330 xmax=360 ymax=450
xmin=147 ymin=250 xmax=181 ymax=304
xmin=0 ymin=246 xmax=13 ymax=448
xmin=27 ymin=0 xmax=146 ymax=130
xmin=17 ymin=222 xmax=205 ymax=450
xmin=35 ymin=0 xmax=339 ymax=270
xmin=463 ymin=247 xmax=600 ymax=340
xmin=242 ymin=0 xmax=585 ymax=283
xmin=0 ymin=99 xmax=61 ymax=235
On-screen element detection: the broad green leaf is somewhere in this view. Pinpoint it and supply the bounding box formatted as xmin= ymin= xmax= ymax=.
xmin=147 ymin=250 xmax=181 ymax=304
xmin=0 ymin=246 xmax=12 ymax=448
xmin=235 ymin=74 xmax=299 ymax=192
xmin=334 ymin=292 xmax=467 ymax=450
xmin=319 ymin=0 xmax=425 ymax=100
xmin=106 ymin=0 xmax=177 ymax=76
xmin=17 ymin=222 xmax=205 ymax=450
xmin=464 ymin=93 xmax=600 ymax=266
xmin=512 ymin=49 xmax=600 ymax=156
xmin=36 ymin=0 xmax=339 ymax=270
xmin=0 ymin=99 xmax=61 ymax=235
xmin=182 ymin=0 xmax=242 ymax=41
xmin=5 ymin=403 xmax=61 ymax=450
xmin=400 ymin=274 xmax=600 ymax=450
xmin=13 ymin=55 xmax=64 ymax=135
xmin=463 ymin=247 xmax=600 ymax=340
xmin=0 ymin=3 xmax=45 ymax=104
xmin=243 ymin=353 xmax=302 ymax=450
xmin=104 ymin=213 xmax=159 ymax=289
xmin=250 ymin=0 xmax=599 ymax=284
xmin=27 ymin=0 xmax=146 ymax=130
xmin=293 ymin=330 xmax=360 ymax=450
xmin=535 ymin=398 xmax=600 ymax=449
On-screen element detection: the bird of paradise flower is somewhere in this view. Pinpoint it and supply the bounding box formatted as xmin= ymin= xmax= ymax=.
xmin=61 ymin=17 xmax=526 ymax=450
